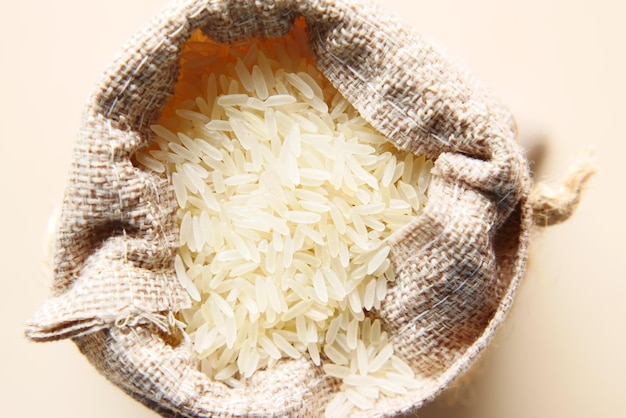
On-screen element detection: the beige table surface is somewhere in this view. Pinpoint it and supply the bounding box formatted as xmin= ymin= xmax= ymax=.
xmin=2 ymin=1 xmax=624 ymax=417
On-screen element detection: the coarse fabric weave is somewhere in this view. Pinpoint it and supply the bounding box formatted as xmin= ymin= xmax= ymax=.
xmin=25 ymin=0 xmax=586 ymax=416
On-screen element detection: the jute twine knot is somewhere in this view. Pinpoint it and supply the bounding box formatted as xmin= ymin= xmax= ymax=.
xmin=530 ymin=147 xmax=596 ymax=226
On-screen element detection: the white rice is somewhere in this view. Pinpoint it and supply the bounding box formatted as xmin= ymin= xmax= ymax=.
xmin=136 ymin=25 xmax=433 ymax=417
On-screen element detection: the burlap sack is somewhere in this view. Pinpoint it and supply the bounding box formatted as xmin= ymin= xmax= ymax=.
xmin=25 ymin=0 xmax=593 ymax=416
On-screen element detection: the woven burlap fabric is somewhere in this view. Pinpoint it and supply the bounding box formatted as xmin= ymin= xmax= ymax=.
xmin=26 ymin=0 xmax=538 ymax=416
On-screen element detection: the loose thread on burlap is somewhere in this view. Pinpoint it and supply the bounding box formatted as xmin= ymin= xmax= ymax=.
xmin=114 ymin=309 xmax=186 ymax=335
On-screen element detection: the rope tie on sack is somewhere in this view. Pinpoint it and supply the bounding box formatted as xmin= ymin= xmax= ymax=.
xmin=530 ymin=147 xmax=596 ymax=226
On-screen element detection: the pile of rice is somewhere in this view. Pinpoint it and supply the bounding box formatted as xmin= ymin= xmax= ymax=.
xmin=135 ymin=23 xmax=433 ymax=416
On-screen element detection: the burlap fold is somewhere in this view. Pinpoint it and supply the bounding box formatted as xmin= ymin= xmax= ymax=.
xmin=25 ymin=0 xmax=585 ymax=416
